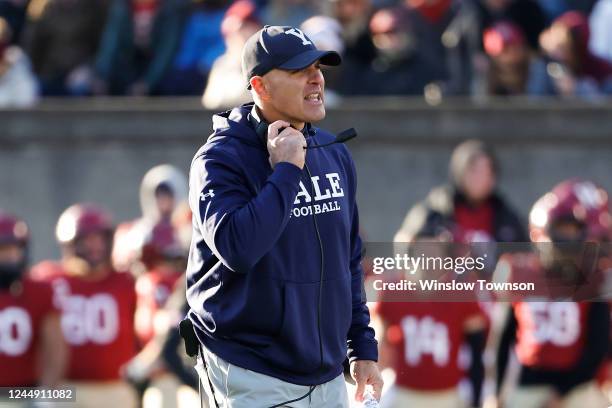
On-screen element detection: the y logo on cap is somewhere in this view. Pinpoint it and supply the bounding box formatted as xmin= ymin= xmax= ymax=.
xmin=284 ymin=28 xmax=312 ymax=45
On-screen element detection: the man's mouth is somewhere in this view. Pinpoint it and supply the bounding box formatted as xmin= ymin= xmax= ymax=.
xmin=304 ymin=92 xmax=323 ymax=104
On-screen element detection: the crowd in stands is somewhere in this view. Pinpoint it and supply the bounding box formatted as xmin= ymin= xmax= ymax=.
xmin=1 ymin=0 xmax=612 ymax=107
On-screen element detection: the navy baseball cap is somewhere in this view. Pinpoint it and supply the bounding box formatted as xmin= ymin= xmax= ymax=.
xmin=242 ymin=25 xmax=342 ymax=89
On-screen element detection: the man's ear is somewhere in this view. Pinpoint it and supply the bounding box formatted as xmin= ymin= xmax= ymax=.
xmin=250 ymin=76 xmax=270 ymax=101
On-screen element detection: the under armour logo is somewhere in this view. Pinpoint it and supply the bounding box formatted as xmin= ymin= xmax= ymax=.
xmin=284 ymin=28 xmax=312 ymax=45
xmin=200 ymin=189 xmax=215 ymax=201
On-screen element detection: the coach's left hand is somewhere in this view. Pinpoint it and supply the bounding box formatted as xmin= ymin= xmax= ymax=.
xmin=350 ymin=360 xmax=383 ymax=402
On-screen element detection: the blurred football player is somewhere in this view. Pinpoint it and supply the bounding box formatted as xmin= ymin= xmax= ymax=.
xmin=376 ymin=228 xmax=488 ymax=408
xmin=491 ymin=179 xmax=610 ymax=408
xmin=32 ymin=203 xmax=138 ymax=408
xmin=124 ymin=220 xmax=195 ymax=408
xmin=134 ymin=221 xmax=185 ymax=347
xmin=0 ymin=211 xmax=67 ymax=403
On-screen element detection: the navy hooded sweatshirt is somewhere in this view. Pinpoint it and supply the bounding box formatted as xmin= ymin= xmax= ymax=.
xmin=186 ymin=103 xmax=378 ymax=386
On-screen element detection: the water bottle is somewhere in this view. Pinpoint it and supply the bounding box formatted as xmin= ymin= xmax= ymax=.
xmin=354 ymin=390 xmax=379 ymax=408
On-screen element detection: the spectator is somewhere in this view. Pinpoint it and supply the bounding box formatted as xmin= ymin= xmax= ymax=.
xmin=155 ymin=0 xmax=230 ymax=95
xmin=435 ymin=0 xmax=545 ymax=96
xmin=395 ymin=139 xmax=526 ymax=244
xmin=344 ymin=7 xmax=445 ymax=96
xmin=202 ymin=0 xmax=260 ymax=110
xmin=439 ymin=0 xmax=485 ymax=95
xmin=300 ymin=15 xmax=345 ymax=105
xmin=475 ymin=0 xmax=547 ymax=51
xmin=532 ymin=11 xmax=612 ymax=97
xmin=482 ymin=21 xmax=534 ymax=95
xmin=0 ymin=16 xmax=37 ymax=107
xmin=94 ymin=0 xmax=182 ymax=95
xmin=300 ymin=15 xmax=345 ymax=56
xmin=261 ymin=0 xmax=321 ymax=27
xmin=327 ymin=0 xmax=376 ymax=69
xmin=0 ymin=0 xmax=29 ymax=44
xmin=589 ymin=0 xmax=612 ymax=63
xmin=321 ymin=0 xmax=379 ymax=96
xmin=21 ymin=0 xmax=106 ymax=95
xmin=403 ymin=0 xmax=463 ymax=95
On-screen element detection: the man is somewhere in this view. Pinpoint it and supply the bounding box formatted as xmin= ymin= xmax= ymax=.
xmin=376 ymin=301 xmax=486 ymax=408
xmin=112 ymin=163 xmax=187 ymax=273
xmin=376 ymin=228 xmax=488 ymax=408
xmin=534 ymin=11 xmax=612 ymax=97
xmin=395 ymin=139 xmax=526 ymax=245
xmin=21 ymin=0 xmax=106 ymax=95
xmin=134 ymin=222 xmax=185 ymax=347
xmin=186 ymin=25 xmax=382 ymax=407
xmin=126 ymin=221 xmax=193 ymax=408
xmin=491 ymin=179 xmax=610 ymax=408
xmin=482 ymin=21 xmax=534 ymax=96
xmin=0 ymin=211 xmax=67 ymax=402
xmin=32 ymin=203 xmax=138 ymax=408
xmin=202 ymin=0 xmax=262 ymax=110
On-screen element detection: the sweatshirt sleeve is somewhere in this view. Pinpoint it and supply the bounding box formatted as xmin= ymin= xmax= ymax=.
xmin=345 ymin=154 xmax=378 ymax=362
xmin=190 ymin=148 xmax=302 ymax=273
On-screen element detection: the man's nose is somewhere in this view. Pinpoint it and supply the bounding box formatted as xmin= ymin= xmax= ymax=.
xmin=308 ymin=66 xmax=324 ymax=84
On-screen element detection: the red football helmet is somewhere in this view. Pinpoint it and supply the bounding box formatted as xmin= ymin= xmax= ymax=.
xmin=140 ymin=221 xmax=184 ymax=269
xmin=55 ymin=203 xmax=114 ymax=245
xmin=529 ymin=179 xmax=610 ymax=241
xmin=0 ymin=211 xmax=29 ymax=247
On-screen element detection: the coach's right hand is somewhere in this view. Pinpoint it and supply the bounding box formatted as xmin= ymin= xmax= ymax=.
xmin=267 ymin=120 xmax=307 ymax=169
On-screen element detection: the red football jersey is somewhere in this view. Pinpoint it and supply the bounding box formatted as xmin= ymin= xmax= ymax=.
xmin=500 ymin=252 xmax=592 ymax=370
xmin=0 ymin=278 xmax=57 ymax=386
xmin=454 ymin=201 xmax=495 ymax=243
xmin=376 ymin=301 xmax=484 ymax=390
xmin=513 ymin=301 xmax=589 ymax=370
xmin=134 ymin=268 xmax=181 ymax=346
xmin=39 ymin=267 xmax=137 ymax=381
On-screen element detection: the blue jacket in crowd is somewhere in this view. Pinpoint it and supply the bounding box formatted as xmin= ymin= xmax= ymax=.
xmin=186 ymin=102 xmax=378 ymax=385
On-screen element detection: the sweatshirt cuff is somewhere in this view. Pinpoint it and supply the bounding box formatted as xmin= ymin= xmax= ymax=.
xmin=347 ymin=339 xmax=379 ymax=363
xmin=268 ymin=162 xmax=303 ymax=189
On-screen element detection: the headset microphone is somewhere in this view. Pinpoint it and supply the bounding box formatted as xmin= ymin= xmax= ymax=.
xmin=305 ymin=128 xmax=357 ymax=149
xmin=335 ymin=128 xmax=358 ymax=143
